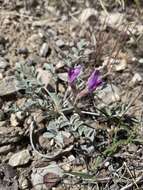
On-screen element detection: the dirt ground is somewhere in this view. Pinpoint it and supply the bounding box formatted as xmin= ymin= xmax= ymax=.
xmin=0 ymin=0 xmax=143 ymax=190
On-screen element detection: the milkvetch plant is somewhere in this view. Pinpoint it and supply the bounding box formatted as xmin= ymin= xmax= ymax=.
xmin=68 ymin=65 xmax=82 ymax=85
xmin=87 ymin=70 xmax=103 ymax=93
xmin=68 ymin=67 xmax=103 ymax=102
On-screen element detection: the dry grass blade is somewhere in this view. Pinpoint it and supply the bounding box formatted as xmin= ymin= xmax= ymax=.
xmin=120 ymin=175 xmax=143 ymax=190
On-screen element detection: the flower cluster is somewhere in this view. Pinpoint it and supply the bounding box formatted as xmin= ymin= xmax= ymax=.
xmin=68 ymin=65 xmax=82 ymax=85
xmin=68 ymin=65 xmax=102 ymax=94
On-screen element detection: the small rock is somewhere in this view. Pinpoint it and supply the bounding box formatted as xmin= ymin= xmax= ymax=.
xmin=47 ymin=28 xmax=57 ymax=37
xmin=19 ymin=176 xmax=29 ymax=190
xmin=17 ymin=47 xmax=29 ymax=55
xmin=79 ymin=8 xmax=98 ymax=24
xmin=131 ymin=57 xmax=137 ymax=63
xmin=0 ymin=73 xmax=3 ymax=79
xmin=37 ymin=68 xmax=56 ymax=90
xmin=43 ymin=173 xmax=61 ymax=189
xmin=104 ymin=161 xmax=110 ymax=167
xmin=16 ymin=111 xmax=26 ymax=121
xmin=58 ymin=73 xmax=68 ymax=82
xmin=0 ymin=44 xmax=6 ymax=56
xmin=56 ymin=39 xmax=65 ymax=48
xmin=10 ymin=113 xmax=19 ymax=127
xmin=97 ymin=84 xmax=120 ymax=106
xmin=32 ymin=19 xmax=51 ymax=27
xmin=31 ymin=164 xmax=63 ymax=190
xmin=0 ymin=57 xmax=9 ymax=69
xmin=50 ymin=139 xmax=55 ymax=146
xmin=0 ymin=145 xmax=12 ymax=154
xmin=39 ymin=135 xmax=50 ymax=149
xmin=131 ymin=73 xmax=142 ymax=85
xmin=9 ymin=149 xmax=31 ymax=167
xmin=0 ymin=76 xmax=25 ymax=97
xmin=0 ymin=121 xmax=7 ymax=127
xmin=39 ymin=43 xmax=49 ymax=57
xmin=58 ymin=83 xmax=65 ymax=93
xmin=27 ymin=34 xmax=42 ymax=51
xmin=0 ymin=164 xmax=18 ymax=190
xmin=128 ymin=143 xmax=137 ymax=153
xmin=100 ymin=12 xmax=125 ymax=29
xmin=0 ymin=36 xmax=7 ymax=45
xmin=62 ymin=163 xmax=71 ymax=172
xmin=115 ymin=59 xmax=127 ymax=71
xmin=68 ymin=155 xmax=76 ymax=162
xmin=27 ymin=55 xmax=41 ymax=66
xmin=0 ymin=126 xmax=24 ymax=146
xmin=139 ymin=58 xmax=143 ymax=64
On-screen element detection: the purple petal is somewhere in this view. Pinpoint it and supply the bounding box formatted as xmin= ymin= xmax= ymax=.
xmin=68 ymin=65 xmax=82 ymax=84
xmin=87 ymin=70 xmax=102 ymax=92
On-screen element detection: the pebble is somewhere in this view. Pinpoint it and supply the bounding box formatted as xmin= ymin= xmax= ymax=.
xmin=16 ymin=111 xmax=26 ymax=121
xmin=38 ymin=135 xmax=50 ymax=149
xmin=115 ymin=59 xmax=127 ymax=71
xmin=97 ymin=84 xmax=120 ymax=106
xmin=68 ymin=155 xmax=76 ymax=162
xmin=58 ymin=73 xmax=68 ymax=82
xmin=0 ymin=73 xmax=3 ymax=79
xmin=131 ymin=73 xmax=142 ymax=85
xmin=17 ymin=47 xmax=29 ymax=55
xmin=62 ymin=163 xmax=71 ymax=172
xmin=128 ymin=143 xmax=138 ymax=153
xmin=55 ymin=61 xmax=64 ymax=70
xmin=104 ymin=161 xmax=110 ymax=167
xmin=9 ymin=149 xmax=31 ymax=167
xmin=0 ymin=121 xmax=7 ymax=127
xmin=39 ymin=43 xmax=49 ymax=57
xmin=58 ymin=83 xmax=65 ymax=93
xmin=31 ymin=164 xmax=63 ymax=190
xmin=100 ymin=12 xmax=125 ymax=29
xmin=139 ymin=58 xmax=143 ymax=64
xmin=56 ymin=39 xmax=65 ymax=48
xmin=0 ymin=144 xmax=12 ymax=154
xmin=0 ymin=76 xmax=25 ymax=97
xmin=0 ymin=36 xmax=7 ymax=45
xmin=79 ymin=8 xmax=98 ymax=24
xmin=0 ymin=56 xmax=9 ymax=69
xmin=27 ymin=55 xmax=41 ymax=66
xmin=19 ymin=176 xmax=29 ymax=190
xmin=0 ymin=164 xmax=18 ymax=189
xmin=37 ymin=68 xmax=56 ymax=89
xmin=10 ymin=113 xmax=19 ymax=127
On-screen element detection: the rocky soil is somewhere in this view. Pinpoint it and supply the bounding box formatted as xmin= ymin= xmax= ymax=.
xmin=0 ymin=0 xmax=143 ymax=190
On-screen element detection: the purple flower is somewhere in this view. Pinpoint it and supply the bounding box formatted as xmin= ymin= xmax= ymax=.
xmin=68 ymin=65 xmax=82 ymax=85
xmin=87 ymin=70 xmax=102 ymax=92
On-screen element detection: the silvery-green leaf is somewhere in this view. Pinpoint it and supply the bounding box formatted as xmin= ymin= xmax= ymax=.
xmin=47 ymin=90 xmax=61 ymax=111
xmin=43 ymin=131 xmax=57 ymax=139
xmin=77 ymin=39 xmax=86 ymax=50
xmin=55 ymin=132 xmax=64 ymax=145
